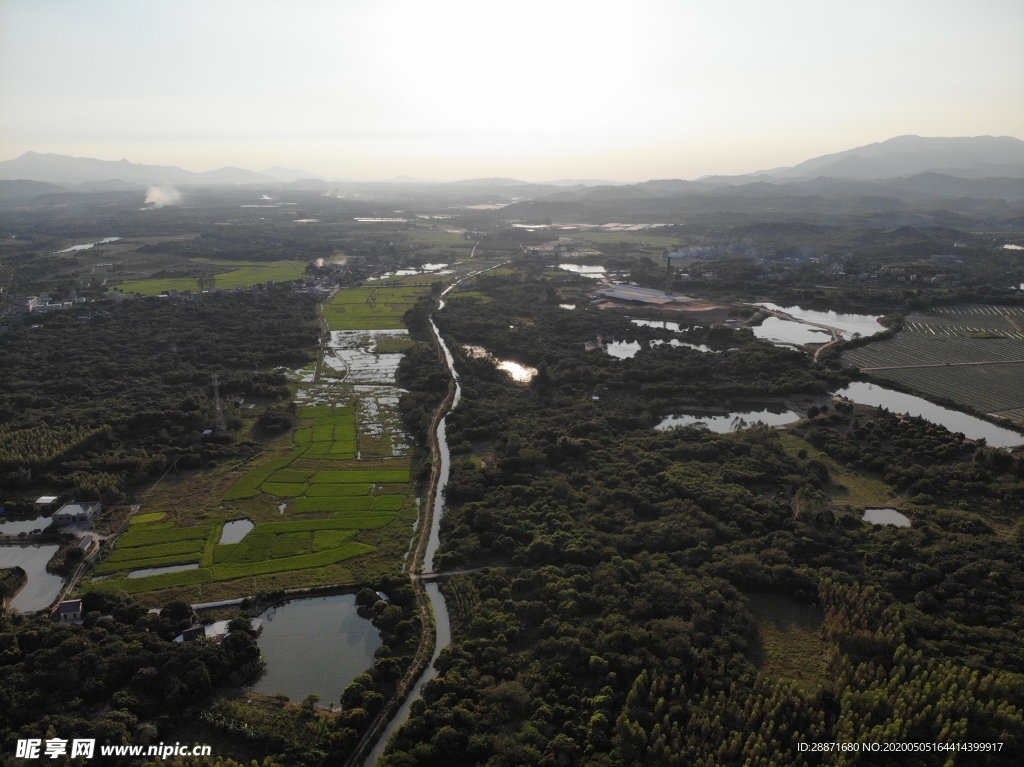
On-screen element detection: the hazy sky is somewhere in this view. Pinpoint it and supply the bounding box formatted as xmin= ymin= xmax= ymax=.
xmin=1 ymin=0 xmax=1022 ymax=181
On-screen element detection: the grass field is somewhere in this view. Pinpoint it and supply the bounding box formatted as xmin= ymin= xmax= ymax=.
xmin=117 ymin=260 xmax=307 ymax=295
xmin=843 ymin=306 xmax=1024 ymax=424
xmin=746 ymin=592 xmax=828 ymax=690
xmin=778 ymin=432 xmax=895 ymax=509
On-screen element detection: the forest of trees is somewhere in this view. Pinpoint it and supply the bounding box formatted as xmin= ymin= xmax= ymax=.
xmin=0 ymin=290 xmax=319 ymax=506
xmin=376 ymin=271 xmax=1024 ymax=766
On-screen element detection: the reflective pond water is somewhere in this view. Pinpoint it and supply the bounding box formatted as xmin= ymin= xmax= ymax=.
xmin=219 ymin=519 xmax=254 ymax=544
xmin=2 ymin=544 xmax=65 ymax=612
xmin=863 ymin=508 xmax=911 ymax=527
xmin=252 ymin=594 xmax=382 ymax=708
xmin=605 ymin=339 xmax=720 ymax=358
xmin=557 ymin=264 xmax=606 ymax=277
xmin=53 ymin=237 xmax=121 ymax=253
xmin=463 ymin=345 xmax=537 ymax=382
xmin=752 ymin=317 xmax=833 ymax=347
xmin=656 ymin=409 xmax=801 ymax=433
xmin=837 ymin=381 xmax=1024 ymax=447
xmin=756 ymin=303 xmax=886 ymax=338
xmin=0 ymin=513 xmax=51 ymax=537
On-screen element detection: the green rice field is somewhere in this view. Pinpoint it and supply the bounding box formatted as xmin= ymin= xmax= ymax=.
xmin=117 ymin=260 xmax=307 ymax=295
xmin=322 ymin=286 xmax=430 ymax=330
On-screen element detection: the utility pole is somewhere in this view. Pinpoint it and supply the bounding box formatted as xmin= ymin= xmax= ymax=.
xmin=211 ymin=374 xmax=227 ymax=433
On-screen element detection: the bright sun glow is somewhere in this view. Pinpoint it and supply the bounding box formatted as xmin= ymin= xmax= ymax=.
xmin=0 ymin=0 xmax=1022 ymax=180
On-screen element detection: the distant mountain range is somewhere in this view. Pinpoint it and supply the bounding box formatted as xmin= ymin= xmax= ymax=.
xmin=1 ymin=136 xmax=1023 ymax=203
xmin=0 ymin=152 xmax=326 ymax=187
xmin=706 ymin=135 xmax=1024 ymax=182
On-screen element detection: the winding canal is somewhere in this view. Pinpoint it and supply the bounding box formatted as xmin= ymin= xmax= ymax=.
xmin=356 ymin=265 xmax=503 ymax=766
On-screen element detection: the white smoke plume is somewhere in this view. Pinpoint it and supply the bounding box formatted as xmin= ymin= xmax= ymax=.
xmin=145 ymin=186 xmax=182 ymax=208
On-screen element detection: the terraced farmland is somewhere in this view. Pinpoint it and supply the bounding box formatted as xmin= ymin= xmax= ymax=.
xmin=88 ymin=280 xmax=432 ymax=600
xmin=843 ymin=304 xmax=1024 ymax=425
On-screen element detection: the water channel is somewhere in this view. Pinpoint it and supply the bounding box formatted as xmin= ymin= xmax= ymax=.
xmin=127 ymin=563 xmax=199 ymax=579
xmin=364 ymin=274 xmax=476 ymax=764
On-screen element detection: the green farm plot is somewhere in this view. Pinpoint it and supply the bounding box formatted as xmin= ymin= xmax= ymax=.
xmin=84 ymin=567 xmax=212 ymax=595
xmin=94 ymin=553 xmax=202 ymax=575
xmin=371 ymin=495 xmax=406 ymax=511
xmin=313 ymin=530 xmax=357 ymax=551
xmin=312 ymin=424 xmax=334 ymax=442
xmin=261 ymin=482 xmax=308 ymax=497
xmin=312 ymin=469 xmax=411 ymax=484
xmin=292 ymin=496 xmax=375 ymax=513
xmin=219 ymin=532 xmax=313 ymax=564
xmin=130 ymin=512 xmax=167 ymax=525
xmin=224 ymin=448 xmax=308 ymax=501
xmin=305 ymin=483 xmax=373 ymax=497
xmin=106 ymin=539 xmax=206 ymax=563
xmin=117 ymin=526 xmax=211 ymax=548
xmin=323 ymin=286 xmax=429 ymax=331
xmin=210 ymin=542 xmax=376 ymax=580
xmin=117 ymin=260 xmax=306 ymax=295
xmin=266 ymin=469 xmax=315 ymax=484
xmin=252 ymin=514 xmax=396 ymax=535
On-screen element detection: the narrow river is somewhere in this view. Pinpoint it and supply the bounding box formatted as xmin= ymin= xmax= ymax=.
xmin=364 ymin=281 xmax=464 ymax=765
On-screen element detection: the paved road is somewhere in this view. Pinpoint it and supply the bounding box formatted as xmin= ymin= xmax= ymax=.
xmin=860 ymin=359 xmax=1024 ymax=371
